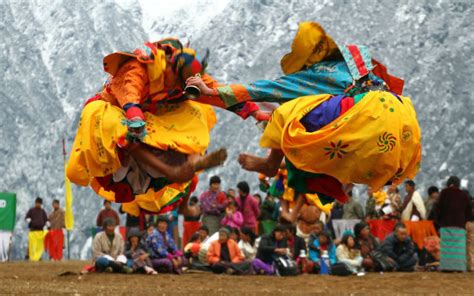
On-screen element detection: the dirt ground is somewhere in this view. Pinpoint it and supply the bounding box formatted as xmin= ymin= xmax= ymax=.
xmin=0 ymin=261 xmax=473 ymax=295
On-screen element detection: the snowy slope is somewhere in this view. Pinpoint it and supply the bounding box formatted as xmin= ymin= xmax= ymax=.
xmin=1 ymin=0 xmax=473 ymax=259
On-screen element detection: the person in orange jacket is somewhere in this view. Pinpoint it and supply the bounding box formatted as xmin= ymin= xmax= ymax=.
xmin=207 ymin=228 xmax=252 ymax=274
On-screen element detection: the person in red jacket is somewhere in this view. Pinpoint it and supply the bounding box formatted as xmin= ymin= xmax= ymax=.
xmin=207 ymin=228 xmax=251 ymax=274
xmin=235 ymin=182 xmax=260 ymax=234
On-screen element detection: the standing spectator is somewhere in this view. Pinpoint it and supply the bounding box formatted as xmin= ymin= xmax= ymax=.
xmin=147 ymin=216 xmax=184 ymax=274
xmin=25 ymin=197 xmax=48 ymax=261
xmin=434 ymin=176 xmax=472 ymax=272
xmin=381 ymin=223 xmax=417 ymax=272
xmin=401 ymin=180 xmax=426 ymax=221
xmin=308 ymin=230 xmax=337 ymax=273
xmin=227 ymin=188 xmax=237 ymax=200
xmin=221 ymin=201 xmax=244 ymax=229
xmin=238 ymin=227 xmax=258 ymax=260
xmin=47 ymin=199 xmax=65 ymax=261
xmin=207 ymin=228 xmax=250 ymax=274
xmin=342 ymin=191 xmax=364 ymax=220
xmin=199 ymin=176 xmax=227 ymax=235
xmin=92 ymin=218 xmax=130 ymax=273
xmin=354 ymin=222 xmax=380 ymax=271
xmin=235 ymin=182 xmax=261 ymax=234
xmin=386 ymin=184 xmax=402 ymax=218
xmin=260 ymin=195 xmax=278 ymax=235
xmin=365 ymin=187 xmax=380 ymax=220
xmin=252 ymin=225 xmax=288 ymax=275
xmin=182 ymin=196 xmax=201 ymax=246
xmin=425 ymin=186 xmax=439 ymax=220
xmin=96 ymin=200 xmax=120 ymax=228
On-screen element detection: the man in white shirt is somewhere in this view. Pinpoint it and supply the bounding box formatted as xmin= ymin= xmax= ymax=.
xmin=401 ymin=180 xmax=426 ymax=221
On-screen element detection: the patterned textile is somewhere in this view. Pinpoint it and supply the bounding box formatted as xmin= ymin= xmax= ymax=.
xmin=261 ymin=91 xmax=421 ymax=193
xmin=440 ymin=227 xmax=467 ymax=271
xmin=147 ymin=229 xmax=179 ymax=259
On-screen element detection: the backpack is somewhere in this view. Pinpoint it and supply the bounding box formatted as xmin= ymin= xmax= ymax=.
xmin=370 ymin=250 xmax=397 ymax=272
xmin=275 ymin=256 xmax=299 ymax=276
xmin=330 ymin=263 xmax=353 ymax=276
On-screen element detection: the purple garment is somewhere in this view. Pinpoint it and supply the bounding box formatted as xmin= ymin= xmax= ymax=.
xmin=151 ymin=258 xmax=173 ymax=272
xmin=235 ymin=194 xmax=261 ymax=229
xmin=199 ymin=190 xmax=226 ymax=216
xmin=300 ymin=95 xmax=344 ymax=132
xmin=252 ymin=258 xmax=275 ymax=275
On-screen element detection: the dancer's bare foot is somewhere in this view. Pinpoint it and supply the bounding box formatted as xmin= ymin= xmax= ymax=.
xmin=193 ymin=148 xmax=228 ymax=171
xmin=238 ymin=153 xmax=279 ymax=177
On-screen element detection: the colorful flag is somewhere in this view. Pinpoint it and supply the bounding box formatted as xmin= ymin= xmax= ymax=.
xmin=64 ymin=163 xmax=74 ymax=230
xmin=0 ymin=192 xmax=16 ymax=231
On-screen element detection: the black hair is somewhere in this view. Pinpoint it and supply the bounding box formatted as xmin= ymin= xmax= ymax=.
xmin=318 ymin=230 xmax=333 ymax=245
xmin=447 ymin=176 xmax=461 ymax=188
xmin=274 ymin=224 xmax=287 ymax=233
xmin=189 ymin=232 xmax=201 ymax=243
xmin=341 ymin=233 xmax=356 ymax=247
xmin=240 ymin=227 xmax=257 ymax=246
xmin=189 ymin=195 xmax=198 ymax=205
xmin=428 ymin=186 xmax=439 ymax=196
xmin=287 ymin=224 xmax=297 ymax=235
xmin=209 ymin=175 xmax=221 ymax=186
xmin=394 ymin=222 xmax=406 ymax=232
xmin=103 ymin=200 xmax=111 ymax=205
xmin=199 ymin=225 xmax=209 ymax=234
xmin=354 ymin=222 xmax=369 ymax=238
xmin=237 ymin=181 xmax=250 ymax=195
xmin=53 ymin=199 xmax=60 ymax=204
xmin=405 ymin=180 xmax=415 ymax=188
xmin=35 ymin=197 xmax=43 ymax=204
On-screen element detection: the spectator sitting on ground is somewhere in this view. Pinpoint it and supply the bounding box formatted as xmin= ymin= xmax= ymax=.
xmin=198 ymin=225 xmax=210 ymax=242
xmin=401 ymin=180 xmax=426 ymax=221
xmin=96 ymin=200 xmax=120 ymax=228
xmin=92 ymin=218 xmax=130 ymax=273
xmin=286 ymin=225 xmax=307 ymax=262
xmin=207 ymin=228 xmax=251 ymax=275
xmin=235 ymin=181 xmax=261 ymax=234
xmin=147 ymin=216 xmax=184 ymax=274
xmin=221 ymin=201 xmax=244 ymax=230
xmin=381 ymin=223 xmax=417 ymax=272
xmin=252 ymin=225 xmax=288 ymax=275
xmin=238 ymin=227 xmax=258 ymax=260
xmin=307 ymin=220 xmax=325 ymax=251
xmin=184 ymin=232 xmax=202 ymax=262
xmin=354 ymin=222 xmax=380 ymax=271
xmin=124 ymin=228 xmax=157 ymax=274
xmin=417 ymin=236 xmax=440 ymax=272
xmin=336 ymin=232 xmax=363 ymax=274
xmin=308 ymin=230 xmax=337 ymax=274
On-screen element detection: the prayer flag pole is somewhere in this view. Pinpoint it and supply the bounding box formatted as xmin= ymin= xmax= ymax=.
xmin=62 ymin=138 xmax=74 ymax=260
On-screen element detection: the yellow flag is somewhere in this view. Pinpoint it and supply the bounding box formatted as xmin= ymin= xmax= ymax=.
xmin=64 ymin=163 xmax=74 ymax=230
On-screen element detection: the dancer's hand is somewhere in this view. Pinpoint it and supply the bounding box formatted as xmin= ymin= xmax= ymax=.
xmin=186 ymin=76 xmax=215 ymax=96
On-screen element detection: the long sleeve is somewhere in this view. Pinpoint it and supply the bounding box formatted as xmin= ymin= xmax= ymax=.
xmin=398 ymin=240 xmax=415 ymax=264
xmin=412 ymin=192 xmax=427 ymax=220
xmin=96 ymin=211 xmax=103 ymax=228
xmin=329 ymin=245 xmax=337 ymax=265
xmin=252 ymin=198 xmax=261 ymax=220
xmin=92 ymin=235 xmax=106 ymax=259
xmin=381 ymin=237 xmax=397 ymax=260
xmin=111 ymin=59 xmax=148 ymax=108
xmin=207 ymin=242 xmax=220 ymax=264
xmin=231 ymin=242 xmax=245 ymax=263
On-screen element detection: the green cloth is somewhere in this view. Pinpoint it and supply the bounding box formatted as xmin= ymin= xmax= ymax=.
xmin=440 ymin=227 xmax=467 ymax=271
xmin=107 ymin=233 xmax=115 ymax=245
xmin=285 ymin=162 xmax=333 ymax=204
xmin=0 ymin=192 xmax=16 ymax=231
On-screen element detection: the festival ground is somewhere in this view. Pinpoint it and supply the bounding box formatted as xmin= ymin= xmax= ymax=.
xmin=0 ymin=261 xmax=473 ymax=295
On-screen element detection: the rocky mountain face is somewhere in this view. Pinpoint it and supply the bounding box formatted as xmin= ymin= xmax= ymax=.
xmin=1 ymin=0 xmax=472 ymax=258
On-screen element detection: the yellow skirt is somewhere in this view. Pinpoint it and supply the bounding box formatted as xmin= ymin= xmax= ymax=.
xmin=28 ymin=230 xmax=47 ymax=261
xmin=261 ymin=91 xmax=421 ymax=191
xmin=67 ymin=100 xmax=216 ymax=216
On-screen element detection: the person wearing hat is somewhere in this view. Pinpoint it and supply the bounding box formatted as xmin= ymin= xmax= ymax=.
xmin=188 ymin=22 xmax=420 ymax=218
xmin=125 ymin=228 xmax=157 ymax=274
xmin=207 ymin=228 xmax=250 ymax=275
xmin=92 ymin=218 xmax=131 ymax=273
xmin=147 ymin=215 xmax=184 ymax=274
xmin=252 ymin=225 xmax=289 ymax=275
xmin=66 ymin=38 xmax=228 ymax=219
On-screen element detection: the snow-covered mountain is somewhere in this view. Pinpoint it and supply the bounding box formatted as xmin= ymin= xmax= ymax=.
xmin=1 ymin=0 xmax=472 ymax=259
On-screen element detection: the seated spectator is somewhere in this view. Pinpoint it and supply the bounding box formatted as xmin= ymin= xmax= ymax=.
xmin=308 ymin=230 xmax=337 ymax=273
xmin=308 ymin=220 xmax=325 ymax=248
xmin=184 ymin=232 xmax=202 ymax=262
xmin=381 ymin=223 xmax=417 ymax=272
xmin=336 ymin=232 xmax=363 ymax=274
xmin=252 ymin=225 xmax=288 ymax=275
xmin=287 ymin=224 xmax=310 ymax=273
xmin=229 ymin=227 xmax=240 ymax=242
xmin=92 ymin=218 xmax=130 ymax=273
xmin=207 ymin=228 xmax=251 ymax=274
xmin=354 ymin=222 xmax=380 ymax=270
xmin=238 ymin=227 xmax=258 ymax=260
xmin=221 ymin=201 xmax=244 ymax=229
xmin=198 ymin=225 xmax=210 ymax=242
xmin=417 ymin=236 xmax=440 ymax=272
xmin=147 ymin=216 xmax=184 ymax=274
xmin=124 ymin=228 xmax=157 ymax=274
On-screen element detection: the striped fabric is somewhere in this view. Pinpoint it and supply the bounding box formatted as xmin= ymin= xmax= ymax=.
xmin=440 ymin=227 xmax=467 ymax=271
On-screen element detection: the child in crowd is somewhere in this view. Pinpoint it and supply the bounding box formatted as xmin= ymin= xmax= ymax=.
xmin=308 ymin=230 xmax=337 ymax=273
xmin=221 ymin=201 xmax=244 ymax=230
